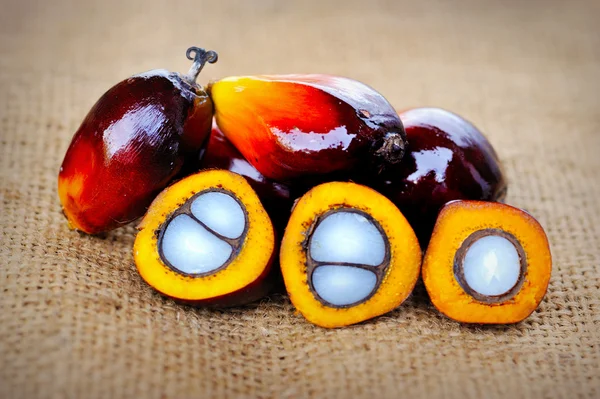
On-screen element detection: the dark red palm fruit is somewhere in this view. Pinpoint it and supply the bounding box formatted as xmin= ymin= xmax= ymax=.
xmin=58 ymin=47 xmax=218 ymax=234
xmin=197 ymin=122 xmax=294 ymax=233
xmin=365 ymin=107 xmax=507 ymax=245
xmin=209 ymin=75 xmax=406 ymax=181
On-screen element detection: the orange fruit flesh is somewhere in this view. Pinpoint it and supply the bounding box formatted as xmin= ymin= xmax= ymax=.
xmin=280 ymin=181 xmax=422 ymax=328
xmin=134 ymin=170 xmax=275 ymax=306
xmin=422 ymin=200 xmax=552 ymax=324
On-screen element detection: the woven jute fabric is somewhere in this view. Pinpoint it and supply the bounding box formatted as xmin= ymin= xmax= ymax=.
xmin=1 ymin=0 xmax=599 ymax=398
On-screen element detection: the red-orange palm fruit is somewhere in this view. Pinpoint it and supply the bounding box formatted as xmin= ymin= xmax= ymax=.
xmin=209 ymin=75 xmax=406 ymax=181
xmin=58 ymin=47 xmax=217 ymax=234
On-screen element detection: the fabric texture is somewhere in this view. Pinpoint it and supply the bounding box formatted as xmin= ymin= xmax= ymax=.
xmin=1 ymin=0 xmax=599 ymax=398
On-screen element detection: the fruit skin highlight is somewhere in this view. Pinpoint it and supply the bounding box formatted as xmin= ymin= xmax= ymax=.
xmin=58 ymin=47 xmax=216 ymax=234
xmin=209 ymin=74 xmax=406 ymax=181
xmin=280 ymin=182 xmax=421 ymax=328
xmin=134 ymin=170 xmax=276 ymax=307
xmin=198 ymin=122 xmax=293 ymax=232
xmin=368 ymin=107 xmax=506 ymax=245
xmin=422 ymin=200 xmax=552 ymax=324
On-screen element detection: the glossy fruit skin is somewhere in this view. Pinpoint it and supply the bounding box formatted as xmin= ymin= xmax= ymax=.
xmin=209 ymin=75 xmax=406 ymax=181
xmin=58 ymin=70 xmax=213 ymax=234
xmin=366 ymin=108 xmax=507 ymax=245
xmin=198 ymin=123 xmax=293 ymax=232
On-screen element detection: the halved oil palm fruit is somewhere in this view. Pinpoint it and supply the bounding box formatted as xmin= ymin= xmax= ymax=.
xmin=422 ymin=200 xmax=552 ymax=324
xmin=134 ymin=170 xmax=275 ymax=307
xmin=280 ymin=182 xmax=421 ymax=328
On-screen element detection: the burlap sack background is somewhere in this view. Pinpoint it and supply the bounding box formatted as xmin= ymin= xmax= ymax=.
xmin=1 ymin=0 xmax=599 ymax=398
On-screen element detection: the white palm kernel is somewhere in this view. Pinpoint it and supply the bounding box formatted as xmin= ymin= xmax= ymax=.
xmin=462 ymin=235 xmax=521 ymax=296
xmin=309 ymin=211 xmax=385 ymax=266
xmin=161 ymin=214 xmax=232 ymax=274
xmin=191 ymin=191 xmax=245 ymax=239
xmin=312 ymin=265 xmax=377 ymax=306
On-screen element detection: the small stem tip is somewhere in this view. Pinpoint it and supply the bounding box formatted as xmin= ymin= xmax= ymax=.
xmin=374 ymin=132 xmax=406 ymax=165
xmin=185 ymin=46 xmax=218 ymax=83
